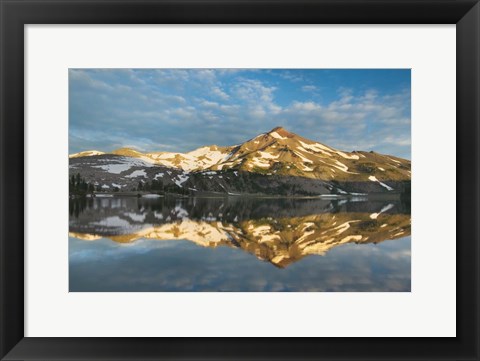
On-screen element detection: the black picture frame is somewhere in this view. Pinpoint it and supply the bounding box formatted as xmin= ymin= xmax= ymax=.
xmin=1 ymin=0 xmax=478 ymax=360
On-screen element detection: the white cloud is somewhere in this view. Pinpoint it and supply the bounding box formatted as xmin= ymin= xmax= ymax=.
xmin=211 ymin=86 xmax=229 ymax=100
xmin=69 ymin=69 xmax=410 ymax=158
xmin=301 ymin=85 xmax=317 ymax=92
xmin=232 ymin=78 xmax=282 ymax=116
xmin=278 ymin=70 xmax=304 ymax=82
xmin=201 ymin=100 xmax=219 ymax=108
xmin=290 ymin=101 xmax=321 ymax=112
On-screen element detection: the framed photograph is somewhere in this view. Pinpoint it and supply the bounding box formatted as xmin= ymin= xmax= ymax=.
xmin=1 ymin=0 xmax=478 ymax=360
xmin=68 ymin=68 xmax=413 ymax=292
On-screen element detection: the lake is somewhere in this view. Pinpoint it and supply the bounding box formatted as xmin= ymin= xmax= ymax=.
xmin=69 ymin=196 xmax=411 ymax=292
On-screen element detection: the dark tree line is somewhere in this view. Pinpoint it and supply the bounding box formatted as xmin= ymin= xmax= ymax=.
xmin=136 ymin=179 xmax=164 ymax=192
xmin=69 ymin=173 xmax=95 ymax=195
xmin=69 ymin=197 xmax=93 ymax=218
xmin=136 ymin=179 xmax=190 ymax=195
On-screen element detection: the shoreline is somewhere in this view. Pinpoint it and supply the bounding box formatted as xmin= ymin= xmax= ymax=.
xmin=69 ymin=191 xmax=407 ymax=201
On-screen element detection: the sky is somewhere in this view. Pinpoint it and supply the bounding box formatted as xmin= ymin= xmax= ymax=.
xmin=69 ymin=69 xmax=411 ymax=159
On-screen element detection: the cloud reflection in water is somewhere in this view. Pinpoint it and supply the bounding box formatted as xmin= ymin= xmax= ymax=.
xmin=69 ymin=196 xmax=411 ymax=292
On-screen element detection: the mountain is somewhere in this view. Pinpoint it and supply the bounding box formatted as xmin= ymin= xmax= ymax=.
xmin=69 ymin=150 xmax=105 ymax=158
xmin=69 ymin=127 xmax=411 ymax=196
xmin=69 ymin=196 xmax=411 ymax=268
xmin=207 ymin=126 xmax=410 ymax=182
xmin=76 ymin=145 xmax=236 ymax=172
xmin=145 ymin=145 xmax=236 ymax=171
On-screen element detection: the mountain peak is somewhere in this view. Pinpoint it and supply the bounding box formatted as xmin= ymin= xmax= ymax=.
xmin=111 ymin=147 xmax=144 ymax=157
xmin=114 ymin=147 xmax=140 ymax=152
xmin=69 ymin=150 xmax=105 ymax=158
xmin=268 ymin=126 xmax=294 ymax=138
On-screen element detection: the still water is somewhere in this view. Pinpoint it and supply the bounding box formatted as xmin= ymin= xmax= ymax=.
xmin=69 ymin=196 xmax=411 ymax=292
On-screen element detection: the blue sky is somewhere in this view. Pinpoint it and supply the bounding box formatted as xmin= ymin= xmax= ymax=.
xmin=69 ymin=69 xmax=411 ymax=159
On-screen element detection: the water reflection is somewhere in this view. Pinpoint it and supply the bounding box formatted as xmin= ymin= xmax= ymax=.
xmin=69 ymin=196 xmax=411 ymax=291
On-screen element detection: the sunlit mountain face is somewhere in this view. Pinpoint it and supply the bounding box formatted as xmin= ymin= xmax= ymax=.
xmin=69 ymin=127 xmax=411 ymax=196
xmin=69 ymin=197 xmax=410 ymax=269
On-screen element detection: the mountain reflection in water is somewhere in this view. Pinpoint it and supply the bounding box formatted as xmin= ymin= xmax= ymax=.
xmin=69 ymin=196 xmax=411 ymax=292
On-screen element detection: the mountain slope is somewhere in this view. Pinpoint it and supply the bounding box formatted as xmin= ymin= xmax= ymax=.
xmin=209 ymin=127 xmax=410 ymax=183
xmin=69 ymin=150 xmax=105 ymax=158
xmin=145 ymin=145 xmax=235 ymax=171
xmin=69 ymin=127 xmax=411 ymax=196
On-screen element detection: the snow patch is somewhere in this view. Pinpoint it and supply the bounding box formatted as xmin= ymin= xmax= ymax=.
xmin=258 ymin=151 xmax=279 ymax=160
xmin=340 ymin=235 xmax=363 ymax=242
xmin=150 ymin=147 xmax=231 ymax=171
xmin=126 ymin=170 xmax=147 ymax=178
xmin=293 ymin=150 xmax=313 ymax=163
xmin=91 ymin=216 xmax=131 ymax=227
xmin=251 ymin=157 xmax=270 ymax=168
xmin=388 ymin=157 xmax=402 ymax=164
xmin=174 ymin=174 xmax=189 ymax=187
xmin=93 ymin=157 xmax=153 ymax=174
xmin=298 ymin=140 xmax=332 ymax=154
xmin=174 ymin=205 xmax=189 ymax=218
xmin=335 ymin=150 xmax=359 ymax=160
xmin=370 ymin=203 xmax=395 ymax=219
xmin=125 ymin=212 xmax=146 ymax=222
xmin=270 ymin=131 xmax=287 ymax=140
xmin=94 ymin=164 xmax=132 ymax=174
xmin=368 ymin=176 xmax=394 ymax=191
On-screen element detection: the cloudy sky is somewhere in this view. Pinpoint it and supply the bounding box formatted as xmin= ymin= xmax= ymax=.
xmin=69 ymin=69 xmax=411 ymax=159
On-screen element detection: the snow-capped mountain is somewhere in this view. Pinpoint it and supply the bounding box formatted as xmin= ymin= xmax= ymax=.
xmin=69 ymin=197 xmax=411 ymax=268
xmin=69 ymin=127 xmax=411 ymax=196
xmin=207 ymin=127 xmax=410 ymax=183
